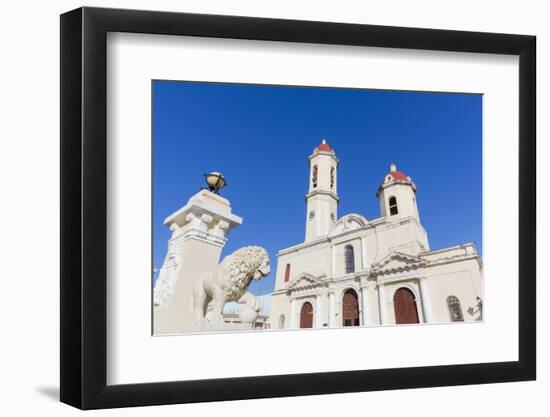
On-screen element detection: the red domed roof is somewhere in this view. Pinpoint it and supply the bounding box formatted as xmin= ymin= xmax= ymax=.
xmin=376 ymin=163 xmax=416 ymax=197
xmin=314 ymin=139 xmax=334 ymax=154
xmin=380 ymin=164 xmax=414 ymax=186
xmin=389 ymin=171 xmax=408 ymax=181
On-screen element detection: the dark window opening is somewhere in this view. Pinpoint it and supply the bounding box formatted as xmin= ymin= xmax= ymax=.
xmin=389 ymin=196 xmax=398 ymax=216
xmin=284 ymin=263 xmax=291 ymax=282
xmin=447 ymin=296 xmax=464 ymax=322
xmin=312 ymin=165 xmax=318 ymax=188
xmin=345 ymin=245 xmax=355 ymax=274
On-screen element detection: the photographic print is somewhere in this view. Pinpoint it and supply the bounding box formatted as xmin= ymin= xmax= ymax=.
xmin=152 ymin=81 xmax=483 ymax=335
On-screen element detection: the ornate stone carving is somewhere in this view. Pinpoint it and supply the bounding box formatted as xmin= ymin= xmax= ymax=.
xmin=213 ymin=220 xmax=230 ymax=238
xmin=200 ymin=213 xmax=214 ymax=227
xmin=193 ymin=246 xmax=270 ymax=325
xmin=153 ymin=250 xmax=181 ymax=310
xmin=328 ymin=213 xmax=368 ymax=237
xmin=169 ymin=223 xmax=181 ymax=238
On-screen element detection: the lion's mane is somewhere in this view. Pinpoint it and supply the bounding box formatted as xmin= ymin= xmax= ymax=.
xmin=221 ymin=246 xmax=269 ymax=301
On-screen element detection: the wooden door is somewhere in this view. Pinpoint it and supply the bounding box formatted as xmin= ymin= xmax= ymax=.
xmin=300 ymin=302 xmax=313 ymax=328
xmin=342 ymin=289 xmax=360 ymax=326
xmin=393 ymin=288 xmax=419 ymax=324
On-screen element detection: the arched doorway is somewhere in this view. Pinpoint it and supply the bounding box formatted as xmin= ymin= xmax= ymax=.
xmin=342 ymin=289 xmax=360 ymax=326
xmin=393 ymin=288 xmax=419 ymax=324
xmin=300 ymin=302 xmax=313 ymax=328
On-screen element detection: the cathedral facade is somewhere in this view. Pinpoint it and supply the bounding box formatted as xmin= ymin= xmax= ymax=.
xmin=269 ymin=140 xmax=483 ymax=329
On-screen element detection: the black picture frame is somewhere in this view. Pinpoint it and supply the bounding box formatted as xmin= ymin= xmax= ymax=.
xmin=60 ymin=6 xmax=536 ymax=410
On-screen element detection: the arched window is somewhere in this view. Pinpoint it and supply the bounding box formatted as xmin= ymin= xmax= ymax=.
xmin=447 ymin=296 xmax=464 ymax=322
xmin=330 ymin=167 xmax=335 ymax=189
xmin=393 ymin=288 xmax=419 ymax=324
xmin=284 ymin=263 xmax=291 ymax=282
xmin=342 ymin=289 xmax=360 ymax=326
xmin=345 ymin=245 xmax=355 ymax=274
xmin=278 ymin=314 xmax=286 ymax=329
xmin=312 ymin=165 xmax=318 ymax=188
xmin=389 ymin=196 xmax=398 ymax=216
xmin=300 ymin=302 xmax=313 ymax=328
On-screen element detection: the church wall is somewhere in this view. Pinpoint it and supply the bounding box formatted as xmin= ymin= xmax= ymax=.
xmin=309 ymin=152 xmax=337 ymax=193
xmin=421 ymin=243 xmax=478 ymax=262
xmin=270 ymin=292 xmax=291 ymax=329
xmin=305 ymin=193 xmax=338 ymax=241
xmin=275 ymin=243 xmax=332 ymax=290
xmin=379 ymin=182 xmax=420 ymax=223
xmin=270 ymin=290 xmax=331 ymax=329
xmin=358 ymin=218 xmax=429 ymax=269
xmin=332 ymin=238 xmax=362 ymax=276
xmin=424 ymin=258 xmax=483 ymax=322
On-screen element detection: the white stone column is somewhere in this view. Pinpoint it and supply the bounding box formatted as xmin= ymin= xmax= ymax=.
xmin=360 ymin=285 xmax=369 ymax=326
xmin=360 ymin=237 xmax=367 ymax=271
xmin=378 ymin=283 xmax=389 ymax=325
xmin=331 ymin=244 xmax=336 ymax=276
xmin=153 ymin=190 xmax=242 ymax=334
xmin=315 ymin=295 xmax=323 ymax=328
xmin=419 ymin=278 xmax=433 ymax=323
xmin=329 ymin=291 xmax=336 ymax=327
xmin=367 ymin=282 xmax=379 ymax=326
xmin=290 ymin=298 xmax=297 ymax=329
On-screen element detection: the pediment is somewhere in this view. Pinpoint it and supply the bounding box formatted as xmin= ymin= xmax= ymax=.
xmin=371 ymin=251 xmax=426 ymax=273
xmin=287 ymin=273 xmax=325 ymax=290
xmin=329 ymin=213 xmax=368 ymax=237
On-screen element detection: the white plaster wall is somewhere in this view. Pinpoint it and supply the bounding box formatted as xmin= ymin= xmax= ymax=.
xmin=308 ymin=152 xmax=338 ymax=193
xmin=333 ymin=238 xmax=362 ymax=276
xmin=305 ymin=193 xmax=338 ymax=241
xmin=275 ymin=244 xmax=331 ymax=289
xmin=379 ymin=183 xmax=420 ymax=222
xmin=269 ymin=292 xmax=291 ymax=329
xmin=425 ymin=258 xmax=483 ymax=322
xmin=271 ymin=291 xmax=330 ymax=329
xmin=280 ymin=216 xmax=431 ymax=288
xmin=366 ymin=218 xmax=429 ymax=260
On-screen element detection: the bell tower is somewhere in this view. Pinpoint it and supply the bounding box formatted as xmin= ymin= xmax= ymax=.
xmin=376 ymin=163 xmax=420 ymax=222
xmin=305 ymin=139 xmax=339 ymax=242
xmin=376 ymin=163 xmax=429 ymax=252
xmin=376 ymin=164 xmax=420 ymax=223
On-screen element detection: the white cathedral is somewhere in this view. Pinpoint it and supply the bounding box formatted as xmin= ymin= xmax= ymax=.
xmin=269 ymin=140 xmax=483 ymax=329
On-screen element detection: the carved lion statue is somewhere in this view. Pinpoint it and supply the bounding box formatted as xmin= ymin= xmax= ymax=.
xmin=193 ymin=246 xmax=270 ymax=324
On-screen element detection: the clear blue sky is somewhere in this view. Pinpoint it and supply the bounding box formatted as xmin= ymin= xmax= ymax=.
xmin=153 ymin=81 xmax=482 ymax=295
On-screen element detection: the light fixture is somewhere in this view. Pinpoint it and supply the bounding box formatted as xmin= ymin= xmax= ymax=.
xmin=204 ymin=171 xmax=227 ymax=194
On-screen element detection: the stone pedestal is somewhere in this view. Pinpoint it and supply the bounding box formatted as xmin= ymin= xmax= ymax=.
xmin=153 ymin=190 xmax=242 ymax=334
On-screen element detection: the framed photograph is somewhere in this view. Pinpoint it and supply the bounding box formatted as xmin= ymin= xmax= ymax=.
xmin=60 ymin=6 xmax=536 ymax=409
